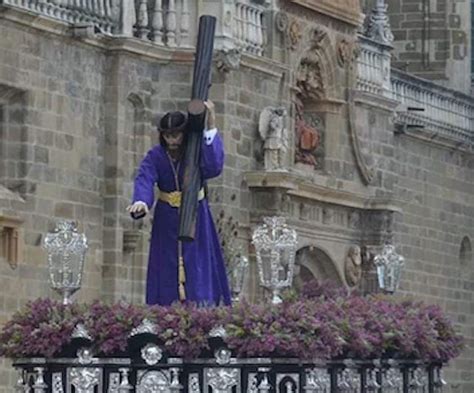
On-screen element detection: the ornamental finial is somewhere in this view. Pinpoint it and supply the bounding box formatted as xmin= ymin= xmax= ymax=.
xmin=365 ymin=0 xmax=394 ymax=45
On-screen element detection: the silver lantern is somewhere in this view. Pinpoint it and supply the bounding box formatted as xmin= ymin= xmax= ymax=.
xmin=229 ymin=254 xmax=249 ymax=303
xmin=252 ymin=217 xmax=297 ymax=304
xmin=43 ymin=221 xmax=88 ymax=305
xmin=374 ymin=244 xmax=404 ymax=293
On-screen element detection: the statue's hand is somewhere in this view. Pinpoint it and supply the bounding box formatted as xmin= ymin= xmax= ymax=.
xmin=204 ymin=100 xmax=216 ymax=129
xmin=126 ymin=201 xmax=149 ymax=216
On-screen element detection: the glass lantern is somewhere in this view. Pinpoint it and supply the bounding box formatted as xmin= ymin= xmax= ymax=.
xmin=374 ymin=244 xmax=405 ymax=293
xmin=229 ymin=254 xmax=249 ymax=303
xmin=43 ymin=221 xmax=88 ymax=305
xmin=252 ymin=217 xmax=297 ymax=304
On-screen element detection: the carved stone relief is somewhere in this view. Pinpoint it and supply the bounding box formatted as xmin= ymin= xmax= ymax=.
xmin=295 ymin=112 xmax=324 ymax=169
xmin=344 ymin=245 xmax=362 ymax=287
xmin=215 ymin=48 xmax=241 ymax=73
xmin=288 ymin=19 xmax=303 ymax=49
xmin=292 ymin=27 xmax=332 ymax=171
xmin=295 ymin=58 xmax=324 ymax=102
xmin=275 ymin=11 xmax=289 ymax=33
xmin=336 ymin=38 xmax=351 ymax=68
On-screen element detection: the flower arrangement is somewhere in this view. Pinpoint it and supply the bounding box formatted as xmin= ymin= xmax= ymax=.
xmin=0 ymin=281 xmax=464 ymax=362
xmin=0 ymin=298 xmax=83 ymax=358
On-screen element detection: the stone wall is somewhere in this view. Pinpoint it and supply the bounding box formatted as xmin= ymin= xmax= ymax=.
xmin=0 ymin=1 xmax=473 ymax=393
xmin=0 ymin=17 xmax=108 ymax=391
xmin=0 ymin=17 xmax=107 ymax=307
xmin=383 ymin=0 xmax=471 ymax=93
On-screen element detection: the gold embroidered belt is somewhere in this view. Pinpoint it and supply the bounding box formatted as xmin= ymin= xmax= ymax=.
xmin=158 ymin=188 xmax=205 ymax=208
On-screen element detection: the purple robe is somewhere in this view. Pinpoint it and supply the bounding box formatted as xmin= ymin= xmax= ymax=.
xmin=132 ymin=132 xmax=231 ymax=306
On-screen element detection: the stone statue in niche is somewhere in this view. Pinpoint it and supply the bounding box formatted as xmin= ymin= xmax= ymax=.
xmin=344 ymin=245 xmax=362 ymax=287
xmin=292 ymin=29 xmax=327 ymax=170
xmin=258 ymin=107 xmax=288 ymax=170
xmin=294 ymin=101 xmax=323 ymax=168
xmin=295 ymin=118 xmax=320 ymax=167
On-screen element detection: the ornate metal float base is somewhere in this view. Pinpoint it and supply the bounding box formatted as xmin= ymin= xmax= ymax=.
xmin=13 ymin=357 xmax=445 ymax=393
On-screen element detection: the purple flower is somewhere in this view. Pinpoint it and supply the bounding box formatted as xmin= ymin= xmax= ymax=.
xmin=0 ymin=291 xmax=464 ymax=362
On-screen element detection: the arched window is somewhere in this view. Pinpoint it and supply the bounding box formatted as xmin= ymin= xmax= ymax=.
xmin=293 ymin=246 xmax=343 ymax=292
xmin=460 ymin=236 xmax=472 ymax=265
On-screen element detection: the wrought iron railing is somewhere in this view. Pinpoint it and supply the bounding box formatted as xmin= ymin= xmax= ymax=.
xmin=13 ymin=357 xmax=446 ymax=393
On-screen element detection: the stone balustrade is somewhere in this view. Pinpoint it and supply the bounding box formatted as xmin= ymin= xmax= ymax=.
xmin=391 ymin=69 xmax=474 ymax=146
xmin=356 ymin=36 xmax=392 ymax=97
xmin=233 ymin=0 xmax=267 ymax=56
xmin=355 ymin=35 xmax=474 ymax=147
xmin=133 ymin=0 xmax=192 ymax=48
xmin=132 ymin=0 xmax=268 ymax=55
xmin=1 ymin=0 xmax=269 ymax=55
xmin=1 ymin=0 xmax=119 ymax=34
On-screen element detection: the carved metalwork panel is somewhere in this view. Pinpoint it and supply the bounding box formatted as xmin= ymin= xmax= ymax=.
xmin=276 ymin=373 xmax=299 ymax=393
xmin=381 ymin=367 xmax=403 ymax=393
xmin=408 ymin=367 xmax=427 ymax=393
xmin=204 ymin=368 xmax=240 ymax=393
xmin=246 ymin=373 xmax=258 ymax=393
xmin=67 ymin=368 xmax=102 ymax=393
xmin=108 ymin=373 xmax=120 ymax=393
xmin=136 ymin=370 xmax=170 ymax=393
xmin=337 ymin=368 xmax=361 ymax=392
xmin=189 ymin=373 xmax=201 ymax=393
xmin=52 ymin=373 xmax=64 ymax=393
xmin=304 ymin=368 xmax=330 ymax=393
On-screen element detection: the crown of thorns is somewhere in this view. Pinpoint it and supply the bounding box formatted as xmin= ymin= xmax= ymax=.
xmin=157 ymin=111 xmax=188 ymax=133
xmin=158 ymin=123 xmax=187 ymax=133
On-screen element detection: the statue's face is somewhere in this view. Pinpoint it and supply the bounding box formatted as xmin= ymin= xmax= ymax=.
xmin=162 ymin=129 xmax=184 ymax=151
xmin=270 ymin=115 xmax=282 ymax=131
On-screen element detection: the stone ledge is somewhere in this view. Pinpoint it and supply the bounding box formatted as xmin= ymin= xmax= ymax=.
xmin=0 ymin=185 xmax=24 ymax=203
xmin=288 ymin=0 xmax=363 ymax=27
xmin=244 ymin=170 xmax=403 ymax=212
xmin=352 ymin=90 xmax=400 ymax=113
xmin=395 ymin=126 xmax=474 ymax=155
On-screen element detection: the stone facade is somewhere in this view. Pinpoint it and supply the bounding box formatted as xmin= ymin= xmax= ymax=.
xmin=0 ymin=0 xmax=473 ymax=392
xmin=376 ymin=0 xmax=472 ymax=93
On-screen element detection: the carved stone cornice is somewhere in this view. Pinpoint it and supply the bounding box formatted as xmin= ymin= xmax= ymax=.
xmin=244 ymin=170 xmax=402 ymax=212
xmin=351 ymin=90 xmax=399 ymax=112
xmin=240 ymin=54 xmax=289 ymax=80
xmin=288 ymin=0 xmax=363 ymax=28
xmin=300 ymin=98 xmax=346 ymax=114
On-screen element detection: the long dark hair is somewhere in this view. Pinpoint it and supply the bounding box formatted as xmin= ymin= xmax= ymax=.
xmin=158 ymin=111 xmax=188 ymax=147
